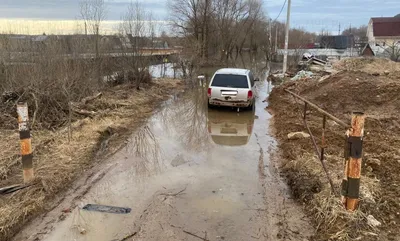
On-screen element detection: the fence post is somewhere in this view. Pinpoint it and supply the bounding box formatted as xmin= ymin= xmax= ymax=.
xmin=342 ymin=112 xmax=365 ymax=211
xmin=198 ymin=74 xmax=205 ymax=87
xmin=17 ymin=102 xmax=34 ymax=183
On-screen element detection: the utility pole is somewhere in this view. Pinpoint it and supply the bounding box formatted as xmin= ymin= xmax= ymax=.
xmin=338 ymin=22 xmax=341 ymax=35
xmin=275 ymin=25 xmax=278 ymax=53
xmin=269 ymin=18 xmax=272 ymax=61
xmin=350 ymin=23 xmax=353 ymax=57
xmin=282 ymin=0 xmax=291 ymax=74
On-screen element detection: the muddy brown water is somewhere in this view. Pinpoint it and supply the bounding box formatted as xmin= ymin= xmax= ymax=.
xmin=14 ymin=81 xmax=313 ymax=241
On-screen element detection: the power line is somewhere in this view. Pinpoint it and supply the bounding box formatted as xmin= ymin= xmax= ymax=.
xmin=273 ymin=0 xmax=287 ymax=22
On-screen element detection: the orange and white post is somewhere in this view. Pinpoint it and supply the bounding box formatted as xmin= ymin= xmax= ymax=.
xmin=17 ymin=102 xmax=34 ymax=183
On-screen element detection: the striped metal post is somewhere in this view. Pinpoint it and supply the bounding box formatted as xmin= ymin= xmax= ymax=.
xmin=341 ymin=112 xmax=365 ymax=211
xmin=17 ymin=102 xmax=34 ymax=183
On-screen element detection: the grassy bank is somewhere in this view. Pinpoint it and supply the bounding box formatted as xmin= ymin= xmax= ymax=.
xmin=0 ymin=79 xmax=183 ymax=241
xmin=269 ymin=58 xmax=400 ymax=241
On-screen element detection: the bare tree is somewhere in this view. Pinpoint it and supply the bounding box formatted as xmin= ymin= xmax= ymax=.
xmin=342 ymin=25 xmax=368 ymax=42
xmin=383 ymin=41 xmax=400 ymax=61
xmin=200 ymin=0 xmax=211 ymax=59
xmin=213 ymin=0 xmax=249 ymax=62
xmin=79 ymin=0 xmax=107 ymax=57
xmin=0 ymin=32 xmax=98 ymax=130
xmin=169 ymin=0 xmax=203 ymax=58
xmin=169 ymin=0 xmax=267 ymax=64
xmin=79 ymin=0 xmax=107 ymax=84
xmin=233 ymin=0 xmax=265 ymax=60
xmin=119 ymin=0 xmax=156 ymax=89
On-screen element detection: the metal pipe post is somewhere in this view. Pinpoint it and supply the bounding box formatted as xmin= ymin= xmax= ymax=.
xmin=302 ymin=104 xmax=335 ymax=194
xmin=17 ymin=102 xmax=34 ymax=183
xmin=321 ymin=115 xmax=326 ymax=161
xmin=285 ymin=89 xmax=349 ymax=128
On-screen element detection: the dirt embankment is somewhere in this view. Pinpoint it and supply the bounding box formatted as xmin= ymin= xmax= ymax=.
xmin=0 ymin=79 xmax=183 ymax=241
xmin=269 ymin=58 xmax=400 ymax=241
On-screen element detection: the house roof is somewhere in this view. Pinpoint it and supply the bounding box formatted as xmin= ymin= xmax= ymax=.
xmin=361 ymin=44 xmax=375 ymax=56
xmin=371 ymin=17 xmax=400 ymax=37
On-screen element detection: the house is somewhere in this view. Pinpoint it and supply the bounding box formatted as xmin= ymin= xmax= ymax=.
xmin=367 ymin=17 xmax=400 ymax=46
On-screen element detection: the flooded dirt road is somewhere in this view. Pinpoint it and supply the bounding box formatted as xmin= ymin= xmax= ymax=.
xmin=14 ymin=81 xmax=313 ymax=241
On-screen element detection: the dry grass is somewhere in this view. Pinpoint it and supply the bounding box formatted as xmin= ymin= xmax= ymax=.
xmin=282 ymin=152 xmax=382 ymax=241
xmin=270 ymin=57 xmax=400 ymax=241
xmin=333 ymin=57 xmax=400 ymax=75
xmin=0 ymin=78 xmax=183 ymax=241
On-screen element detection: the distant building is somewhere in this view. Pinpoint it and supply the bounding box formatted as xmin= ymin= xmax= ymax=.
xmin=277 ymin=48 xmax=358 ymax=59
xmin=152 ymin=40 xmax=169 ymax=49
xmin=367 ymin=17 xmax=400 ymax=46
xmin=317 ymin=35 xmax=354 ymax=49
xmin=127 ymin=36 xmax=169 ymax=49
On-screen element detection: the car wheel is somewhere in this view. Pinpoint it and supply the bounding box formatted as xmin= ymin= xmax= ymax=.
xmin=246 ymin=102 xmax=254 ymax=111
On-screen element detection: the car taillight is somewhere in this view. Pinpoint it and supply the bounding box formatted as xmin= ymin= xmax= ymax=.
xmin=247 ymin=90 xmax=253 ymax=99
xmin=208 ymin=88 xmax=212 ymax=97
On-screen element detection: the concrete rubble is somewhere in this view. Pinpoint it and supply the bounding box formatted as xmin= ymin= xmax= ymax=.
xmin=287 ymin=132 xmax=311 ymax=140
xmin=291 ymin=70 xmax=313 ymax=81
xmin=367 ymin=215 xmax=382 ymax=227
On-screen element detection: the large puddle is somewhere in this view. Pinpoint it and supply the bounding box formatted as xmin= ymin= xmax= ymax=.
xmin=15 ymin=76 xmax=313 ymax=241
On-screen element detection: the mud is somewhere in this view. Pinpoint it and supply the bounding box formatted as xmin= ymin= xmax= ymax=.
xmin=269 ymin=61 xmax=400 ymax=241
xmin=14 ymin=81 xmax=313 ymax=241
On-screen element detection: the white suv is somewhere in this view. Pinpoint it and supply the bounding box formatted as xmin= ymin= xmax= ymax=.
xmin=207 ymin=68 xmax=257 ymax=110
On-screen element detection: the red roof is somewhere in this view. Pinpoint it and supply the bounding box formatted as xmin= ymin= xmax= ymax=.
xmin=371 ymin=17 xmax=400 ymax=37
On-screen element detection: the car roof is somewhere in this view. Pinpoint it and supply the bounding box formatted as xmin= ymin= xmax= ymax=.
xmin=215 ymin=68 xmax=250 ymax=75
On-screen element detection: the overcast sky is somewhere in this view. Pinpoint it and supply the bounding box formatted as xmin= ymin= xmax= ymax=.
xmin=0 ymin=0 xmax=399 ymax=34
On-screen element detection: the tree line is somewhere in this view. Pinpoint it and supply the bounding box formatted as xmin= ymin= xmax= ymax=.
xmin=0 ymin=0 xmax=158 ymax=130
xmin=168 ymin=0 xmax=319 ymax=65
xmin=0 ymin=0 xmax=332 ymax=130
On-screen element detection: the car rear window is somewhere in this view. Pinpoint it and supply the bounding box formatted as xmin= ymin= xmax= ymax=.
xmin=211 ymin=74 xmax=249 ymax=88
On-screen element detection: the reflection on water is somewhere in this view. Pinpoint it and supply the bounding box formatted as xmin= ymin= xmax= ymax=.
xmin=207 ymin=108 xmax=255 ymax=146
xmin=122 ymin=54 xmax=269 ymax=177
xmin=149 ymin=63 xmax=182 ymax=79
xmin=159 ymin=86 xmax=211 ymax=151
xmin=126 ymin=125 xmax=163 ymax=177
